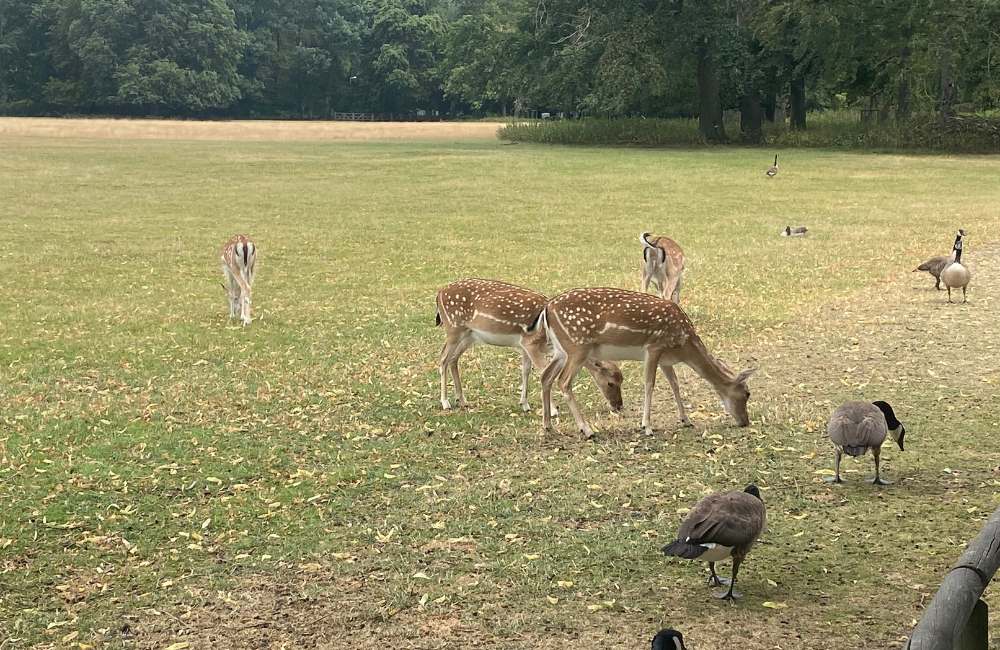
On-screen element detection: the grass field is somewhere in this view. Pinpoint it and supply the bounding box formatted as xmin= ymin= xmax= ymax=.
xmin=2 ymin=119 xmax=1000 ymax=649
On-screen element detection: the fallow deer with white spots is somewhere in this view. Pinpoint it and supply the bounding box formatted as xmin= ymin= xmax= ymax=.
xmin=640 ymin=232 xmax=685 ymax=303
xmin=538 ymin=288 xmax=754 ymax=438
xmin=221 ymin=234 xmax=257 ymax=326
xmin=435 ymin=278 xmax=624 ymax=413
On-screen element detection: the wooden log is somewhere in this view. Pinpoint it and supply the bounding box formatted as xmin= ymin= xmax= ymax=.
xmin=956 ymin=600 xmax=987 ymax=650
xmin=907 ymin=506 xmax=1000 ymax=649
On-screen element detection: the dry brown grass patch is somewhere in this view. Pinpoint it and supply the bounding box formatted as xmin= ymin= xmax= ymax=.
xmin=0 ymin=117 xmax=501 ymax=142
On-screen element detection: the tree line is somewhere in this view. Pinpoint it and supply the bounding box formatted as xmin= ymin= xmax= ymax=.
xmin=1 ymin=0 xmax=998 ymax=138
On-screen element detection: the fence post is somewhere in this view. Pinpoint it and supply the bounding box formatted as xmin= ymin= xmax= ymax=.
xmin=906 ymin=506 xmax=1000 ymax=649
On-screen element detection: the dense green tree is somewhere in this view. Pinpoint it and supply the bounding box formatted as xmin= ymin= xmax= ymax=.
xmin=0 ymin=0 xmax=997 ymax=122
xmin=233 ymin=0 xmax=360 ymax=116
xmin=361 ymin=0 xmax=444 ymax=113
xmin=31 ymin=0 xmax=245 ymax=113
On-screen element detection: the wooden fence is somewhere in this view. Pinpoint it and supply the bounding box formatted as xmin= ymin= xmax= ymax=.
xmin=329 ymin=112 xmax=444 ymax=122
xmin=905 ymin=505 xmax=1000 ymax=649
xmin=331 ymin=112 xmax=376 ymax=121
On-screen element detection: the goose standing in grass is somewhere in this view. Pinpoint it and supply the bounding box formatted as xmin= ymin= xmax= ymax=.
xmin=941 ymin=229 xmax=971 ymax=303
xmin=652 ymin=629 xmax=687 ymax=650
xmin=781 ymin=226 xmax=808 ymax=237
xmin=913 ymin=254 xmax=951 ymax=290
xmin=766 ymin=155 xmax=779 ymax=177
xmin=662 ymin=485 xmax=766 ymax=602
xmin=826 ymin=401 xmax=905 ymax=485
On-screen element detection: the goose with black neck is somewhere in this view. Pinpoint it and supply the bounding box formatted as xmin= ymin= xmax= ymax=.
xmin=941 ymin=229 xmax=971 ymax=303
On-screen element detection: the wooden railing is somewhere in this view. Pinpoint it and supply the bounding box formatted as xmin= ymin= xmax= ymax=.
xmin=331 ymin=112 xmax=376 ymax=121
xmin=905 ymin=506 xmax=1000 ymax=649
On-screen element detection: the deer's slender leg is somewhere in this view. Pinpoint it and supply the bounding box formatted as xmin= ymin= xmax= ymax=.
xmin=670 ymin=275 xmax=683 ymax=303
xmin=521 ymin=338 xmax=558 ymax=416
xmin=557 ymin=352 xmax=593 ymax=438
xmin=439 ymin=341 xmax=454 ymax=410
xmin=541 ymin=354 xmax=566 ymax=432
xmin=659 ymin=363 xmax=691 ymax=426
xmin=223 ymin=268 xmax=239 ymax=318
xmin=447 ymin=334 xmax=474 ymax=409
xmin=439 ymin=329 xmax=471 ymax=410
xmin=656 ymin=270 xmax=669 ymax=300
xmin=518 ymin=350 xmax=532 ymax=412
xmin=641 ymin=351 xmax=661 ymax=435
xmin=240 ymin=269 xmax=254 ymax=325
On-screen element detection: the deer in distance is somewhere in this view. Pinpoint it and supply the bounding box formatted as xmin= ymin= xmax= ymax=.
xmin=640 ymin=232 xmax=686 ymax=303
xmin=221 ymin=234 xmax=257 ymax=326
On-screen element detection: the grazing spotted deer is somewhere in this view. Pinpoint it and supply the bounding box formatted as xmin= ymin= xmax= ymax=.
xmin=640 ymin=232 xmax=686 ymax=303
xmin=221 ymin=234 xmax=257 ymax=326
xmin=538 ymin=288 xmax=754 ymax=438
xmin=435 ymin=278 xmax=623 ymax=413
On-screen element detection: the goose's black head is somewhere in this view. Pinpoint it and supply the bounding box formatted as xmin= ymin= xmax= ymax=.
xmin=652 ymin=628 xmax=686 ymax=650
xmin=873 ymin=400 xmax=906 ymax=451
xmin=744 ymin=484 xmax=762 ymax=501
xmin=784 ymin=226 xmax=791 ymax=236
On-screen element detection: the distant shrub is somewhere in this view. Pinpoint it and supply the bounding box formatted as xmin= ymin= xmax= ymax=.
xmin=498 ymin=112 xmax=1000 ymax=153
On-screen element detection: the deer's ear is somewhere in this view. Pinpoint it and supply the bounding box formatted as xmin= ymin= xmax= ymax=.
xmin=735 ymin=368 xmax=757 ymax=383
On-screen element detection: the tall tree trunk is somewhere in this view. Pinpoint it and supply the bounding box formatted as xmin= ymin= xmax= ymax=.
xmin=789 ymin=75 xmax=806 ymax=130
xmin=740 ymin=89 xmax=763 ymax=144
xmin=696 ymin=38 xmax=726 ymax=143
xmin=763 ymin=93 xmax=776 ymax=123
xmin=939 ymin=46 xmax=956 ymax=123
xmin=896 ymin=45 xmax=912 ymax=122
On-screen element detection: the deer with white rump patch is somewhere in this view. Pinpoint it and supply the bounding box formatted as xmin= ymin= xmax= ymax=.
xmin=539 ymin=288 xmax=754 ymax=438
xmin=435 ymin=278 xmax=624 ymax=413
xmin=640 ymin=232 xmax=686 ymax=303
xmin=221 ymin=234 xmax=257 ymax=326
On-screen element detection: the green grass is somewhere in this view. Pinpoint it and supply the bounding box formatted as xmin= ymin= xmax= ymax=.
xmin=2 ymin=132 xmax=1000 ymax=649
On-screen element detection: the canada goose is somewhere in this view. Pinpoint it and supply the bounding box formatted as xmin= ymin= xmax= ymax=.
xmin=913 ymin=255 xmax=951 ymax=290
xmin=941 ymin=229 xmax=971 ymax=303
xmin=640 ymin=232 xmax=686 ymax=303
xmin=780 ymin=226 xmax=808 ymax=237
xmin=826 ymin=401 xmax=905 ymax=485
xmin=652 ymin=629 xmax=687 ymax=650
xmin=766 ymin=155 xmax=778 ymax=177
xmin=662 ymin=484 xmax=766 ymax=602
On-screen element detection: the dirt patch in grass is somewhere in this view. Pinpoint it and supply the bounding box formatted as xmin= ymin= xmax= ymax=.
xmin=0 ymin=117 xmax=501 ymax=142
